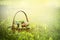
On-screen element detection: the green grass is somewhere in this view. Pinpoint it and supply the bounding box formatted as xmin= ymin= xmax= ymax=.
xmin=0 ymin=19 xmax=60 ymax=40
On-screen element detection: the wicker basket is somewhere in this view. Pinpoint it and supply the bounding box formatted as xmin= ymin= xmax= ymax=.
xmin=11 ymin=10 xmax=30 ymax=32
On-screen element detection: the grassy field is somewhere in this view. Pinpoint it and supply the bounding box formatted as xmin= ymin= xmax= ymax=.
xmin=0 ymin=0 xmax=60 ymax=40
xmin=0 ymin=18 xmax=60 ymax=40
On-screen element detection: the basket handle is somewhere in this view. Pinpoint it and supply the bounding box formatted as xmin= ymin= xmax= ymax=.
xmin=12 ymin=10 xmax=29 ymax=28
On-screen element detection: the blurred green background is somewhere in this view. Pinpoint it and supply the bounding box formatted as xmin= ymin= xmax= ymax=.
xmin=0 ymin=0 xmax=60 ymax=40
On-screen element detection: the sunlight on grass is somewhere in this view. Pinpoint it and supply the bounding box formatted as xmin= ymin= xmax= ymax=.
xmin=0 ymin=0 xmax=60 ymax=40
